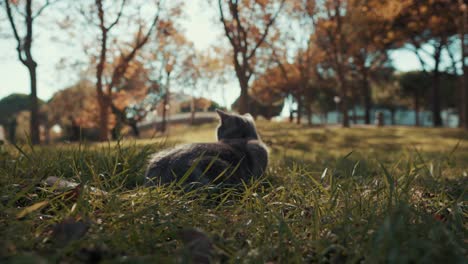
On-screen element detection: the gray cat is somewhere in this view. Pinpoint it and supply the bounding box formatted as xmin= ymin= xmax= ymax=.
xmin=145 ymin=110 xmax=268 ymax=187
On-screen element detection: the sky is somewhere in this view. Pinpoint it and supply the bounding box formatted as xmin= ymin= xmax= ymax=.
xmin=0 ymin=1 xmax=451 ymax=109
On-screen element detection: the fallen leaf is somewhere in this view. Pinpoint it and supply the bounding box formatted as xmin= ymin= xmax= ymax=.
xmin=43 ymin=176 xmax=108 ymax=197
xmin=16 ymin=201 xmax=49 ymax=219
xmin=44 ymin=176 xmax=79 ymax=191
xmin=88 ymin=186 xmax=108 ymax=196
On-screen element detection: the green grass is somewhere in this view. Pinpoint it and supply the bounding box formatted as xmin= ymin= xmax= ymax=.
xmin=0 ymin=122 xmax=467 ymax=263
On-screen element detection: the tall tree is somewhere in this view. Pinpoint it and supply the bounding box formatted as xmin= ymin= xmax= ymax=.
xmin=372 ymin=68 xmax=405 ymax=125
xmin=393 ymin=0 xmax=459 ymax=127
xmin=458 ymin=0 xmax=468 ymax=129
xmin=79 ymin=0 xmax=168 ymax=140
xmin=279 ymin=0 xmax=318 ymax=124
xmin=177 ymin=47 xmax=227 ymax=125
xmin=399 ymin=71 xmax=430 ymax=126
xmin=346 ymin=0 xmax=401 ymax=124
xmin=250 ymin=62 xmax=297 ymax=109
xmin=46 ymin=79 xmax=101 ymax=139
xmin=312 ymin=0 xmax=407 ymax=127
xmin=148 ymin=26 xmax=193 ymax=132
xmin=217 ymin=0 xmax=285 ymax=114
xmin=312 ymin=0 xmax=352 ymax=127
xmin=3 ymin=0 xmax=55 ymax=144
xmin=110 ymin=58 xmax=153 ymax=138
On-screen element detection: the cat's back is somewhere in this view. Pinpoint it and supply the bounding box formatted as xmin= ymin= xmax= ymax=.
xmin=246 ymin=139 xmax=268 ymax=165
xmin=221 ymin=138 xmax=269 ymax=177
xmin=145 ymin=142 xmax=241 ymax=185
xmin=145 ymin=109 xmax=269 ymax=186
xmin=243 ymin=139 xmax=268 ymax=176
xmin=221 ymin=139 xmax=267 ymax=157
xmin=147 ymin=142 xmax=224 ymax=170
xmin=145 ymin=140 xmax=268 ymax=186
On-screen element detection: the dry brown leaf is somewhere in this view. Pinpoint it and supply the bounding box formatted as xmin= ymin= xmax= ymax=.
xmin=16 ymin=201 xmax=49 ymax=220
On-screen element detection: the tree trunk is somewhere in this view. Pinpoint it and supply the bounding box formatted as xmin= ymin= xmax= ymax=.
xmin=362 ymin=71 xmax=371 ymax=125
xmin=96 ymin=26 xmax=108 ymax=141
xmin=432 ymin=43 xmax=443 ymax=127
xmin=352 ymin=94 xmax=358 ymax=124
xmin=336 ymin=61 xmax=349 ymax=127
xmin=190 ymin=97 xmax=196 ymax=125
xmin=446 ymin=28 xmax=464 ymax=127
xmin=306 ymin=105 xmax=312 ymax=126
xmin=464 ymin=60 xmax=468 ymax=129
xmin=296 ymin=95 xmax=302 ymax=125
xmin=333 ymin=1 xmax=349 ymax=128
xmin=111 ymin=121 xmax=122 ymax=140
xmin=25 ymin=0 xmax=39 ymax=145
xmin=27 ymin=64 xmax=40 ymax=144
xmin=5 ymin=0 xmax=41 ymax=144
xmin=97 ymin=92 xmax=109 ymax=141
xmin=341 ymin=96 xmax=350 ymax=127
xmin=161 ymin=92 xmax=168 ymax=133
xmin=266 ymin=107 xmax=272 ymax=121
xmin=8 ymin=118 xmax=17 ymax=143
xmin=432 ymin=72 xmax=442 ymax=127
xmin=130 ymin=122 xmax=139 ymax=137
xmin=458 ymin=0 xmax=468 ymax=129
xmin=390 ymin=108 xmax=396 ymax=125
xmin=238 ymin=76 xmax=249 ymax=114
xmin=414 ymin=92 xmax=420 ymax=127
xmin=70 ymin=116 xmax=80 ymax=141
xmin=461 ymin=23 xmax=468 ymax=129
xmin=459 ymin=77 xmax=464 ymax=128
xmin=161 ymin=71 xmax=171 ymax=133
xmin=44 ymin=119 xmax=51 ymax=145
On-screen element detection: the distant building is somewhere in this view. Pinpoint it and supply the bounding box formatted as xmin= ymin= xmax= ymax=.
xmin=139 ymin=92 xmax=220 ymax=129
xmin=308 ymin=106 xmax=460 ymax=127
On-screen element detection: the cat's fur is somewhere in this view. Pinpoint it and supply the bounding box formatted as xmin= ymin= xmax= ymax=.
xmin=144 ymin=110 xmax=268 ymax=187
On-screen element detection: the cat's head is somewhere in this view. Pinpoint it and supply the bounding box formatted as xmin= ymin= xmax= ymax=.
xmin=216 ymin=109 xmax=260 ymax=141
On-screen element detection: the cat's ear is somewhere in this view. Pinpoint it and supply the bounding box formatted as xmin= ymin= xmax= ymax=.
xmin=216 ymin=109 xmax=231 ymax=123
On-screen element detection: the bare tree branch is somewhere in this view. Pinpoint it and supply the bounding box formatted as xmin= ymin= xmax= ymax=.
xmin=106 ymin=0 xmax=127 ymax=30
xmin=445 ymin=46 xmax=459 ymax=74
xmin=229 ymin=2 xmax=247 ymax=54
xmin=78 ymin=5 xmax=100 ymax=27
xmin=247 ymin=0 xmax=285 ymax=60
xmin=12 ymin=3 xmax=27 ymax=17
xmin=405 ymin=45 xmax=429 ymax=72
xmin=96 ymin=0 xmax=106 ymax=32
xmin=107 ymin=0 xmax=162 ymax=95
xmin=4 ymin=0 xmax=27 ymax=64
xmin=218 ymin=0 xmax=236 ymax=49
xmin=33 ymin=0 xmax=59 ymax=19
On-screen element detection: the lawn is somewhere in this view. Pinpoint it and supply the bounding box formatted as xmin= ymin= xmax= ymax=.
xmin=0 ymin=122 xmax=467 ymax=263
